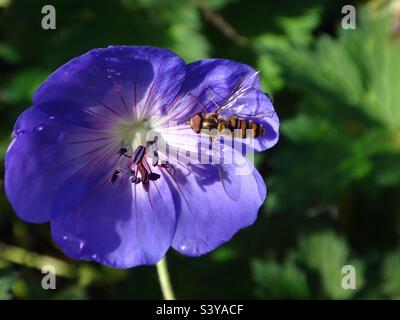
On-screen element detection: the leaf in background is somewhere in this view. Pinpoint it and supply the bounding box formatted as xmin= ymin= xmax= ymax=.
xmin=0 ymin=43 xmax=20 ymax=64
xmin=265 ymin=4 xmax=400 ymax=212
xmin=297 ymin=231 xmax=363 ymax=299
xmin=211 ymin=246 xmax=237 ymax=262
xmin=52 ymin=286 xmax=88 ymax=300
xmin=253 ymin=6 xmax=322 ymax=93
xmin=166 ymin=2 xmax=210 ymax=62
xmin=281 ymin=113 xmax=340 ymax=144
xmin=120 ymin=0 xmax=209 ymax=62
xmin=273 ymin=5 xmax=400 ymax=132
xmin=203 ymin=0 xmax=238 ymax=10
xmin=252 ymin=254 xmax=310 ymax=299
xmin=2 ymin=68 xmax=48 ymax=105
xmin=0 ymin=270 xmax=17 ymax=300
xmin=381 ymin=250 xmax=400 ymax=298
xmin=0 ymin=137 xmax=11 ymax=162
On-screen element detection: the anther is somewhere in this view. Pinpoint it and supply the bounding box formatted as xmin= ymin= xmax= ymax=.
xmin=152 ymin=151 xmax=159 ymax=167
xmin=146 ymin=141 xmax=158 ymax=153
xmin=132 ymin=145 xmax=146 ymax=164
xmin=146 ymin=140 xmax=154 ymax=149
xmin=111 ymin=170 xmax=120 ymax=183
xmin=117 ymin=147 xmax=128 ymax=158
xmin=149 ymin=172 xmax=161 ymax=181
xmin=117 ymin=167 xmax=135 ymax=176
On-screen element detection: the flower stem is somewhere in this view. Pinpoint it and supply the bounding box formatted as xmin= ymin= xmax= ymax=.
xmin=156 ymin=256 xmax=176 ymax=300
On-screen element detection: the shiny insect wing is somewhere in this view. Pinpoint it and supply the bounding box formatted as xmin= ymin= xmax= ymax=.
xmin=188 ymin=70 xmax=273 ymax=139
xmin=187 ymin=70 xmax=274 ymax=200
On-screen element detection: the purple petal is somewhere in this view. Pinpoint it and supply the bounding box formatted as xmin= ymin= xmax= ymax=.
xmin=182 ymin=59 xmax=262 ymax=96
xmin=170 ymin=152 xmax=266 ymax=257
xmin=50 ymin=168 xmax=176 ymax=268
xmin=5 ymin=103 xmax=118 ymax=223
xmin=33 ymin=46 xmax=187 ymax=118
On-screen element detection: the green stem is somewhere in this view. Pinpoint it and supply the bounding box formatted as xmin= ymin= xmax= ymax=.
xmin=0 ymin=242 xmax=76 ymax=278
xmin=156 ymin=256 xmax=176 ymax=300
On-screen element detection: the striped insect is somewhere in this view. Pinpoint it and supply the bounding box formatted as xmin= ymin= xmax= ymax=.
xmin=187 ymin=71 xmax=274 ymax=139
xmin=188 ymin=112 xmax=266 ymax=139
xmin=186 ymin=70 xmax=275 ymax=201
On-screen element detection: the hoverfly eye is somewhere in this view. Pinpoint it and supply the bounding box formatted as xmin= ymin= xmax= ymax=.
xmin=190 ymin=113 xmax=202 ymax=134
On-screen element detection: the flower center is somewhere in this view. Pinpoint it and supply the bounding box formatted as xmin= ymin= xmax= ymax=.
xmin=111 ymin=118 xmax=175 ymax=191
xmin=116 ymin=118 xmax=152 ymax=151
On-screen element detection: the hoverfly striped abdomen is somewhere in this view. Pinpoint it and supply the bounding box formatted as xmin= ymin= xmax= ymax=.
xmin=188 ymin=113 xmax=265 ymax=139
xmin=226 ymin=116 xmax=265 ymax=138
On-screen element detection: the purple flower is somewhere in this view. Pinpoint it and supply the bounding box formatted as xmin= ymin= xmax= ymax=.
xmin=5 ymin=46 xmax=279 ymax=268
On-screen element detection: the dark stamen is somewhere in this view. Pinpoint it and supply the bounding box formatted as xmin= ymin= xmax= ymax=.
xmin=111 ymin=170 xmax=120 ymax=183
xmin=149 ymin=172 xmax=161 ymax=181
xmin=132 ymin=145 xmax=146 ymax=164
xmin=119 ymin=168 xmax=135 ymax=176
xmin=152 ymin=151 xmax=159 ymax=166
xmin=117 ymin=147 xmax=128 ymax=158
xmin=138 ymin=162 xmax=149 ymax=184
xmin=113 ymin=139 xmax=166 ymax=190
xmin=146 ymin=140 xmax=154 ymax=149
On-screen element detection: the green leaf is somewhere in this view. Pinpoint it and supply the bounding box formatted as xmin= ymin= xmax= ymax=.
xmin=381 ymin=251 xmax=400 ymax=298
xmin=0 ymin=270 xmax=17 ymax=300
xmin=3 ymin=68 xmax=49 ymax=104
xmin=0 ymin=43 xmax=20 ymax=63
xmin=297 ymin=232 xmax=363 ymax=299
xmin=254 ymin=6 xmax=322 ymax=92
xmin=252 ymin=255 xmax=310 ymax=299
xmin=266 ymin=4 xmax=400 ymax=212
xmin=272 ymin=5 xmax=400 ymax=131
xmin=167 ymin=3 xmax=210 ymax=62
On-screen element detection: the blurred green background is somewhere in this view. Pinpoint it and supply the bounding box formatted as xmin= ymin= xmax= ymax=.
xmin=1 ymin=0 xmax=400 ymax=299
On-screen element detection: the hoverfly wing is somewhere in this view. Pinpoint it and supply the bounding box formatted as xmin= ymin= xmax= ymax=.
xmin=214 ymin=70 xmax=260 ymax=115
xmin=216 ymin=162 xmax=241 ymax=201
xmin=211 ymin=138 xmax=255 ymax=201
xmin=211 ymin=71 xmax=276 ymax=122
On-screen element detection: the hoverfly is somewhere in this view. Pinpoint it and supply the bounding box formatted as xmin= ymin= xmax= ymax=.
xmin=185 ymin=70 xmax=276 ymax=201
xmin=187 ymin=70 xmax=274 ymax=139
